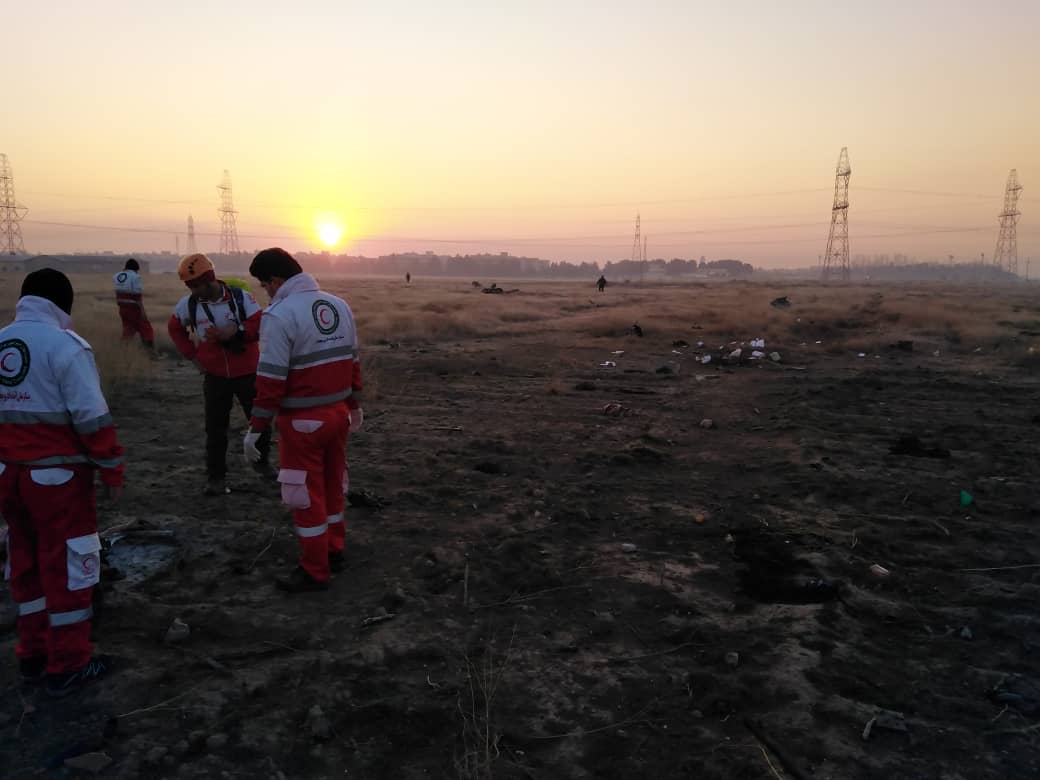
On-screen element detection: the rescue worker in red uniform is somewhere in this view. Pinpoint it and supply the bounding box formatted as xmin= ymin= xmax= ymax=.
xmin=167 ymin=253 xmax=272 ymax=496
xmin=244 ymin=248 xmax=363 ymax=592
xmin=0 ymin=269 xmax=124 ymax=696
xmin=112 ymin=258 xmax=155 ymax=349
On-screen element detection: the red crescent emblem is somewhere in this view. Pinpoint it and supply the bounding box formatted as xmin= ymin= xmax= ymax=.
xmin=319 ymin=307 xmax=332 ymax=326
xmin=0 ymin=353 xmax=15 ymax=372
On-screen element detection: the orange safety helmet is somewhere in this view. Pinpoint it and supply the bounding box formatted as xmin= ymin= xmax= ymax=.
xmin=178 ymin=253 xmax=215 ymax=283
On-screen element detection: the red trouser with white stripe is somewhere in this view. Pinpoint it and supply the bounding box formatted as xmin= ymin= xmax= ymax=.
xmin=118 ymin=303 xmax=154 ymax=346
xmin=276 ymin=404 xmax=349 ymax=582
xmin=1 ymin=463 xmax=100 ymax=674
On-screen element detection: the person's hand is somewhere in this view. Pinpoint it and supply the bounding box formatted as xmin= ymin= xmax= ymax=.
xmin=103 ymin=483 xmax=123 ymax=502
xmin=349 ymin=407 xmax=363 ymax=432
xmin=243 ymin=429 xmax=262 ymax=463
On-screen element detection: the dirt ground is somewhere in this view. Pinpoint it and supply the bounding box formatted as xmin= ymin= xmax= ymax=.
xmin=1 ymin=278 xmax=1039 ymax=779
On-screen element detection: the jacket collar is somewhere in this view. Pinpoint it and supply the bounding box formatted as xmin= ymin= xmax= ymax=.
xmin=15 ymin=296 xmax=73 ymax=330
xmin=273 ymin=272 xmax=319 ymax=303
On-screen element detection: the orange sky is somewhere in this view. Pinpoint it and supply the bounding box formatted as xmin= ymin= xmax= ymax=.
xmin=4 ymin=2 xmax=1038 ymax=267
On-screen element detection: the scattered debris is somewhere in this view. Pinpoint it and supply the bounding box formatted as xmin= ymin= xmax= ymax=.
xmin=347 ymin=489 xmax=386 ymax=509
xmin=889 ymin=435 xmax=951 ymax=459
xmin=960 ymin=626 xmax=974 ymax=640
xmin=307 ymin=705 xmax=332 ymax=741
xmin=869 ymin=564 xmax=890 ymax=577
xmin=750 ymin=338 xmax=765 ymax=348
xmin=361 ymin=611 xmax=397 ymax=628
xmin=960 ymin=490 xmax=974 ymax=507
xmin=601 ymin=401 xmax=636 ymax=418
xmin=751 ymin=350 xmax=766 ymax=359
xmin=672 ymin=339 xmax=689 ymax=348
xmin=611 ymin=350 xmax=625 ymax=355
xmin=164 ymin=617 xmax=190 ymax=644
xmin=769 ymin=352 xmax=781 ymax=363
xmin=699 ymin=419 xmax=714 ymax=429
xmin=599 ymin=361 xmax=617 ymax=369
xmin=770 ymin=296 xmax=791 ymax=308
xmin=63 ymin=752 xmax=113 ymax=774
xmin=621 ymin=543 xmax=638 ymax=553
xmin=863 ymin=710 xmax=908 ymax=740
xmin=701 ymin=355 xmax=712 ymax=364
xmin=724 ymin=651 xmax=740 ymax=667
xmin=989 ymin=674 xmax=1040 ymax=716
xmin=632 ymin=323 xmax=644 ymax=338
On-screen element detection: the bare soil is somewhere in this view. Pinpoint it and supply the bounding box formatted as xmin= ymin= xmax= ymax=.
xmin=2 ymin=280 xmax=1039 ymax=779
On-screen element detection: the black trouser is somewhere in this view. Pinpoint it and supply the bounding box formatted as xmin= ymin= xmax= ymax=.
xmin=203 ymin=373 xmax=272 ymax=480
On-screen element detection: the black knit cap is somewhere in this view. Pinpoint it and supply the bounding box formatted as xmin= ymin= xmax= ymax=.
xmin=21 ymin=268 xmax=74 ymax=315
xmin=125 ymin=258 xmax=140 ymax=271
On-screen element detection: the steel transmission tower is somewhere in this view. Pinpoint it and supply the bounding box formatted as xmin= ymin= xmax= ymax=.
xmin=0 ymin=154 xmax=27 ymax=256
xmin=821 ymin=147 xmax=851 ymax=281
xmin=217 ymin=170 xmax=239 ymax=255
xmin=631 ymin=212 xmax=643 ymax=281
xmin=186 ymin=214 xmax=198 ymax=254
xmin=993 ymin=169 xmax=1022 ymax=276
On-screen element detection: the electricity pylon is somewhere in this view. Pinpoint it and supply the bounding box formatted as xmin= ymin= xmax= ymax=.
xmin=0 ymin=154 xmax=27 ymax=255
xmin=993 ymin=169 xmax=1022 ymax=276
xmin=186 ymin=214 xmax=198 ymax=254
xmin=217 ymin=170 xmax=239 ymax=255
xmin=821 ymin=147 xmax=851 ymax=282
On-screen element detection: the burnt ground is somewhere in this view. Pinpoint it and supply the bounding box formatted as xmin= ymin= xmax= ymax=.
xmin=2 ymin=329 xmax=1039 ymax=779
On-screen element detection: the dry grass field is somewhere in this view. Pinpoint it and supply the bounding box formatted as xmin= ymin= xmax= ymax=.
xmin=1 ymin=270 xmax=1039 ymax=779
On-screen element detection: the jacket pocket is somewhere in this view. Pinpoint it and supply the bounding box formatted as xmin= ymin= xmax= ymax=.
xmin=278 ymin=468 xmax=311 ymax=509
xmin=30 ymin=467 xmax=74 ymax=486
xmin=66 ymin=533 xmax=102 ymax=591
xmin=291 ymin=419 xmax=324 ymax=434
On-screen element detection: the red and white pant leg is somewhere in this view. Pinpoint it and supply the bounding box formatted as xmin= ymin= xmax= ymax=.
xmin=276 ymin=404 xmax=350 ymax=581
xmin=2 ymin=464 xmax=100 ymax=674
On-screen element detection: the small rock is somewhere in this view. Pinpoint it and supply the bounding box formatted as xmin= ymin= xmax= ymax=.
xmin=699 ymin=419 xmax=714 ymax=429
xmin=769 ymin=352 xmax=781 ymax=363
xmin=164 ymin=618 xmax=190 ymax=644
xmin=307 ymin=705 xmax=332 ymax=741
xmin=960 ymin=626 xmax=973 ymax=640
xmin=724 ymin=651 xmax=740 ymax=667
xmin=620 ymin=543 xmax=638 ymax=553
xmin=64 ymin=752 xmax=113 ymax=773
xmin=206 ymin=733 xmax=229 ymax=750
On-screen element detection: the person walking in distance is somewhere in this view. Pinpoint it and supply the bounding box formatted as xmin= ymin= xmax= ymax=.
xmin=0 ymin=269 xmax=125 ymax=696
xmin=167 ymin=253 xmax=272 ymax=496
xmin=243 ymin=248 xmax=363 ymax=592
xmin=596 ymin=274 xmax=607 ymax=293
xmin=112 ymin=258 xmax=155 ymax=349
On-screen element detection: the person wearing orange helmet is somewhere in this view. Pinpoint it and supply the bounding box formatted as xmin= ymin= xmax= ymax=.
xmin=167 ymin=253 xmax=272 ymax=496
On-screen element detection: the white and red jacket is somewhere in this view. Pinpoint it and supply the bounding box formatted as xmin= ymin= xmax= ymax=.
xmin=167 ymin=282 xmax=263 ymax=378
xmin=113 ymin=269 xmax=143 ymax=309
xmin=249 ymin=273 xmax=362 ymax=433
xmin=0 ymin=297 xmax=125 ymax=486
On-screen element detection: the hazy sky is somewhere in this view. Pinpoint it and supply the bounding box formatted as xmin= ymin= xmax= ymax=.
xmin=5 ymin=1 xmax=1039 ymax=267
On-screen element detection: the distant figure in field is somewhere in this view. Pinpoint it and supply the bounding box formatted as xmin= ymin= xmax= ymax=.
xmin=113 ymin=258 xmax=155 ymax=349
xmin=406 ymin=272 xmax=411 ymax=285
xmin=596 ymin=275 xmax=607 ymax=293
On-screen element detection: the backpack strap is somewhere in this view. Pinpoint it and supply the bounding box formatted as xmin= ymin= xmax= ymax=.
xmin=187 ymin=284 xmax=247 ymax=333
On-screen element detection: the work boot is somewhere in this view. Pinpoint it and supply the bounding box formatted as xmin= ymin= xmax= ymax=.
xmin=328 ymin=551 xmax=345 ymax=573
xmin=19 ymin=656 xmax=47 ymax=684
xmin=203 ymin=478 xmax=227 ymax=496
xmin=46 ymin=655 xmax=113 ymax=698
xmin=275 ymin=566 xmax=329 ymax=593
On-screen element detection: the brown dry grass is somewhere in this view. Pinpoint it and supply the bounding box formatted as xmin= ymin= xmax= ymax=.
xmin=2 ymin=273 xmax=1038 ymax=396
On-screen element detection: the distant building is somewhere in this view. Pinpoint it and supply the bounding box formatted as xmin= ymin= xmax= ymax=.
xmin=0 ymin=258 xmax=27 ymax=273
xmin=22 ymin=255 xmax=151 ymax=275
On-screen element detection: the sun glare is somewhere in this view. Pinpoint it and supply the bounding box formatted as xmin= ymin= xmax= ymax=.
xmin=318 ymin=222 xmax=343 ymax=247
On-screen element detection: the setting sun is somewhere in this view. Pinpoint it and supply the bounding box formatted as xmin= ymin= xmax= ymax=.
xmin=317 ymin=222 xmax=343 ymax=248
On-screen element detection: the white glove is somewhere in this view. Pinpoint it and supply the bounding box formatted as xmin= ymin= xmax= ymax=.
xmin=349 ymin=407 xmax=364 ymax=432
xmin=243 ymin=429 xmax=262 ymax=463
